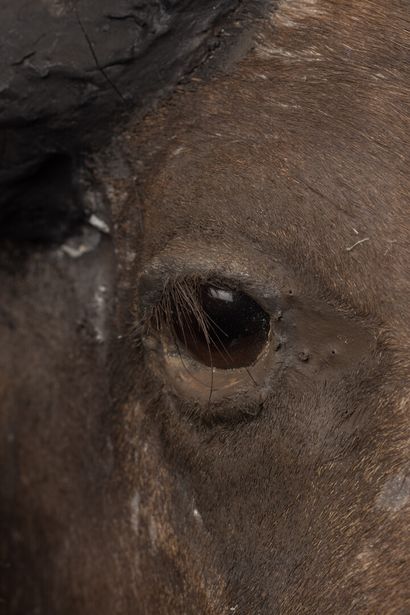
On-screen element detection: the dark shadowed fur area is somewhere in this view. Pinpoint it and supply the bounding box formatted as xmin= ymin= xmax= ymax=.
xmin=0 ymin=153 xmax=85 ymax=244
xmin=1 ymin=1 xmax=409 ymax=614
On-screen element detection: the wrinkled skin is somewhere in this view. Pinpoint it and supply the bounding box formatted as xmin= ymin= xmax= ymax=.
xmin=1 ymin=1 xmax=410 ymax=614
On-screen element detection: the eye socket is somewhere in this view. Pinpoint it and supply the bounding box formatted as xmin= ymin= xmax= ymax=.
xmin=154 ymin=279 xmax=270 ymax=369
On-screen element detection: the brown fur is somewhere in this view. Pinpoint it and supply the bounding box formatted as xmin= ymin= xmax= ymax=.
xmin=2 ymin=1 xmax=409 ymax=613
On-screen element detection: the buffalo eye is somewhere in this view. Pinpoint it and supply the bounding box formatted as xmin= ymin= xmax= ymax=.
xmin=166 ymin=281 xmax=270 ymax=369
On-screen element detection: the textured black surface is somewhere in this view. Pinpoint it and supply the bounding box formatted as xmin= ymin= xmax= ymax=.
xmin=0 ymin=0 xmax=242 ymax=167
xmin=0 ymin=0 xmax=249 ymax=242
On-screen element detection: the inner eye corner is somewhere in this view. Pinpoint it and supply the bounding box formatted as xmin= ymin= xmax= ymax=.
xmin=150 ymin=276 xmax=271 ymax=371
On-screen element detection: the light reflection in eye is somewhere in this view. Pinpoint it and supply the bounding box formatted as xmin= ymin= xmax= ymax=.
xmin=208 ymin=287 xmax=234 ymax=302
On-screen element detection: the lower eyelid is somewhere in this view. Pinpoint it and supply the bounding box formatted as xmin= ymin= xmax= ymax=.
xmin=143 ymin=312 xmax=277 ymax=411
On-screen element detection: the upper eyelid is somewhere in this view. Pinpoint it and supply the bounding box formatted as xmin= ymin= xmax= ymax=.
xmin=138 ymin=233 xmax=382 ymax=327
xmin=137 ymin=241 xmax=290 ymax=313
xmin=137 ymin=260 xmax=376 ymax=338
xmin=138 ymin=265 xmax=282 ymax=317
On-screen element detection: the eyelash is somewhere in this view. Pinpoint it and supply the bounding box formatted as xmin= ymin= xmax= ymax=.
xmin=146 ymin=276 xmax=271 ymax=371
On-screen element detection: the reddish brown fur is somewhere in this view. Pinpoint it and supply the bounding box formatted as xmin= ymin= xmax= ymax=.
xmin=2 ymin=1 xmax=409 ymax=613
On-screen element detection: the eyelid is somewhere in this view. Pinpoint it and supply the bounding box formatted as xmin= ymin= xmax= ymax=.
xmin=138 ymin=270 xmax=281 ymax=325
xmin=137 ymin=242 xmax=290 ymax=316
xmin=139 ymin=273 xmax=284 ymax=412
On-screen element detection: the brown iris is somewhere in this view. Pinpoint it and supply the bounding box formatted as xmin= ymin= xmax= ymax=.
xmin=169 ymin=282 xmax=270 ymax=369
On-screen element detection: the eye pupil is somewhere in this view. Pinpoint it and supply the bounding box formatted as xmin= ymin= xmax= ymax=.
xmin=171 ymin=282 xmax=270 ymax=369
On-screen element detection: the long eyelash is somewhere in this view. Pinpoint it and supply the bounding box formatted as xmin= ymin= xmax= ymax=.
xmin=148 ymin=278 xmax=216 ymax=392
xmin=148 ymin=277 xmax=259 ymax=395
xmin=173 ymin=279 xmax=216 ymax=401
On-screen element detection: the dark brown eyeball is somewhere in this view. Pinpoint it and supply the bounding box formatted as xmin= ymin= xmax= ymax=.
xmin=171 ymin=283 xmax=270 ymax=369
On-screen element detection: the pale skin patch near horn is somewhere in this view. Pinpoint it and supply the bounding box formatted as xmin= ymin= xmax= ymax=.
xmin=254 ymin=0 xmax=326 ymax=61
xmin=130 ymin=492 xmax=140 ymax=535
xmin=375 ymin=471 xmax=410 ymax=513
xmin=270 ymin=0 xmax=328 ymax=28
xmin=356 ymin=546 xmax=375 ymax=572
xmin=40 ymin=0 xmax=67 ymax=18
